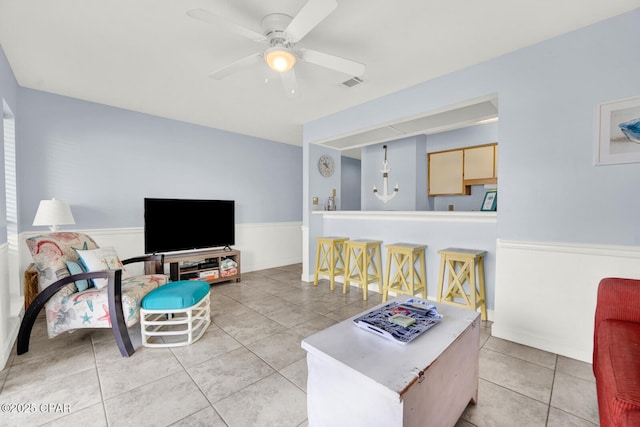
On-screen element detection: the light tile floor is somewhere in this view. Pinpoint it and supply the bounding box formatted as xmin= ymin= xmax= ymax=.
xmin=0 ymin=264 xmax=599 ymax=426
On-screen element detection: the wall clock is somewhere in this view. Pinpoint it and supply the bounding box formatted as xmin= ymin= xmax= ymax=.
xmin=318 ymin=154 xmax=335 ymax=177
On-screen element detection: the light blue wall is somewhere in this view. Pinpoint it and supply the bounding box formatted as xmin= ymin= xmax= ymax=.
xmin=428 ymin=122 xmax=498 ymax=211
xmin=362 ymin=135 xmax=428 ymax=211
xmin=493 ymin=10 xmax=640 ymax=245
xmin=305 ymin=8 xmax=640 ymax=247
xmin=16 ymin=88 xmax=302 ymax=231
xmin=0 ymin=44 xmax=18 ymax=245
xmin=340 ymin=156 xmax=360 ymax=211
xmin=307 ymin=145 xmax=341 ymax=212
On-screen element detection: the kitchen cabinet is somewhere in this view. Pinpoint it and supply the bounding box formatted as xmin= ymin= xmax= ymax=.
xmin=428 ymin=143 xmax=497 ymax=196
xmin=464 ymin=143 xmax=497 ymax=184
xmin=428 ymin=149 xmax=466 ymax=196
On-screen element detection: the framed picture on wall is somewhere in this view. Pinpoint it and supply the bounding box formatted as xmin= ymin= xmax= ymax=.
xmin=595 ymin=96 xmax=640 ymax=165
xmin=481 ymin=191 xmax=497 ymax=211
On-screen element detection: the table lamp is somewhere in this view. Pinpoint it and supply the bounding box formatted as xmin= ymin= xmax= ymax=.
xmin=32 ymin=198 xmax=75 ymax=231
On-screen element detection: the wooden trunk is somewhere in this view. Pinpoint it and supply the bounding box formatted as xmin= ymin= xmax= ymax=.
xmin=302 ymin=296 xmax=480 ymax=427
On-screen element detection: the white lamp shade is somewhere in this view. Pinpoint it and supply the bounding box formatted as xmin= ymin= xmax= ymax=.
xmin=32 ymin=199 xmax=75 ymax=231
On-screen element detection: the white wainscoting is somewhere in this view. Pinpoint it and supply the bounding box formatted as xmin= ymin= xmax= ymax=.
xmin=0 ymin=242 xmax=21 ymax=370
xmin=19 ymin=222 xmax=302 ymax=277
xmin=301 ymin=225 xmax=310 ymax=282
xmin=234 ymin=222 xmax=302 ymax=272
xmin=493 ymin=239 xmax=640 ymax=363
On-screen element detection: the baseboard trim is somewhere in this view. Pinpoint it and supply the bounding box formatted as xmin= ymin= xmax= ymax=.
xmin=491 ymin=323 xmax=591 ymax=363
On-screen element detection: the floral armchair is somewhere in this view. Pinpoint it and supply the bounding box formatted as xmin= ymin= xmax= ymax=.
xmin=18 ymin=232 xmax=169 ymax=357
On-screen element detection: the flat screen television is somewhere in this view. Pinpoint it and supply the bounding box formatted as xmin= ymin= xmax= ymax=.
xmin=144 ymin=198 xmax=235 ymax=254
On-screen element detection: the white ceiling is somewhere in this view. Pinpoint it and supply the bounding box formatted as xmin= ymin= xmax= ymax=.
xmin=0 ymin=0 xmax=638 ymax=146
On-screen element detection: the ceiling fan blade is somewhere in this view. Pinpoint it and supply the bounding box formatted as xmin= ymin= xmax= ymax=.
xmin=187 ymin=9 xmax=266 ymax=43
xmin=299 ymin=48 xmax=365 ymax=77
xmin=280 ymin=69 xmax=300 ymax=98
xmin=208 ymin=53 xmax=263 ymax=80
xmin=285 ymin=0 xmax=337 ymax=43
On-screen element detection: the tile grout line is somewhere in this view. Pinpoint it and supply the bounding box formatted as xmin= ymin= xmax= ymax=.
xmin=170 ymin=346 xmax=229 ymax=427
xmin=544 ymin=354 xmax=559 ymax=426
xmin=90 ymin=335 xmax=110 ymax=427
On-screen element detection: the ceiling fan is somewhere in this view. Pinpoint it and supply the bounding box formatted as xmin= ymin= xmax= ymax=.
xmin=187 ymin=0 xmax=366 ymax=97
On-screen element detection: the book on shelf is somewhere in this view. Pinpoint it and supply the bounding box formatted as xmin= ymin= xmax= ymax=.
xmin=199 ymin=269 xmax=219 ymax=279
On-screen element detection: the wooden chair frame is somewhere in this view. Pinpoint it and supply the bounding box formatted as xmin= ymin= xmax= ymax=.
xmin=17 ymin=254 xmax=164 ymax=358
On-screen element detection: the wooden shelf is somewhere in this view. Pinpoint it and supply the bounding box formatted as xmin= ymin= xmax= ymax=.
xmin=153 ymin=248 xmax=241 ymax=284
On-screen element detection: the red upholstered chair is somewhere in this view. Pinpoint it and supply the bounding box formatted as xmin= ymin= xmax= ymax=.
xmin=593 ymin=277 xmax=640 ymax=426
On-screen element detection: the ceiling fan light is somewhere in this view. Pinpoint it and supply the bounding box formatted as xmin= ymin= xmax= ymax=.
xmin=265 ymin=48 xmax=297 ymax=72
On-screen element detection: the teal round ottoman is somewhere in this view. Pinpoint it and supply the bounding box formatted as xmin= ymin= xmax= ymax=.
xmin=140 ymin=280 xmax=211 ymax=348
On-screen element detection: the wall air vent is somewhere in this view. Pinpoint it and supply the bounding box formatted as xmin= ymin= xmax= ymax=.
xmin=342 ymin=76 xmax=364 ymax=88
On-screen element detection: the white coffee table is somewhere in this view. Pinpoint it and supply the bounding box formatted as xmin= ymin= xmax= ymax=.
xmin=301 ymin=295 xmax=480 ymax=427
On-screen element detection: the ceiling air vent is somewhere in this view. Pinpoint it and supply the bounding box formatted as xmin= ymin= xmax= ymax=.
xmin=342 ymin=76 xmax=364 ymax=88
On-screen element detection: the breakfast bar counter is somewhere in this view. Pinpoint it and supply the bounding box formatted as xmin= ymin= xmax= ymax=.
xmin=311 ymin=210 xmax=497 ymax=315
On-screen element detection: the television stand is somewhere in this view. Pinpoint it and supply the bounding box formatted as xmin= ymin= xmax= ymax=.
xmin=157 ymin=248 xmax=241 ymax=284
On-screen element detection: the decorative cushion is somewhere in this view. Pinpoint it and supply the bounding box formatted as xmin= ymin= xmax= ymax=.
xmin=65 ymin=261 xmax=89 ymax=292
xmin=142 ymin=280 xmax=210 ymax=310
xmin=76 ymin=247 xmax=130 ymax=290
xmin=26 ymin=232 xmax=98 ymax=292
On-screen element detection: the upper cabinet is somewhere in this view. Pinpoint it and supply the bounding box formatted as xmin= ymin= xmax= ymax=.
xmin=463 ymin=143 xmax=497 ymax=185
xmin=428 ymin=143 xmax=497 ymax=196
xmin=428 ymin=149 xmax=465 ymax=196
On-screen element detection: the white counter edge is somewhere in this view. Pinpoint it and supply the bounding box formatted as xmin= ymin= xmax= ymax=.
xmin=312 ymin=210 xmax=497 ymax=223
